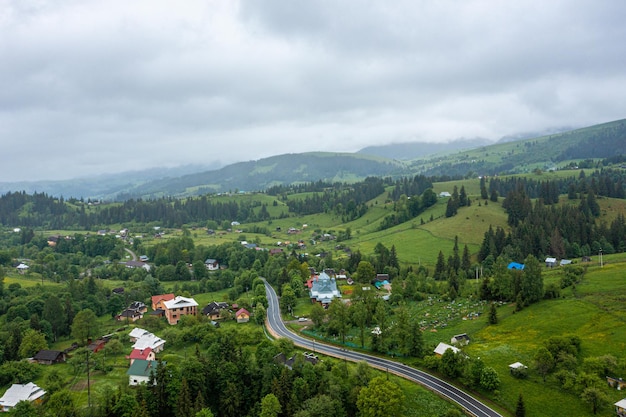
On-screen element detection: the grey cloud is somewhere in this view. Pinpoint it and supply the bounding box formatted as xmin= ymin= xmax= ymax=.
xmin=1 ymin=0 xmax=625 ymax=181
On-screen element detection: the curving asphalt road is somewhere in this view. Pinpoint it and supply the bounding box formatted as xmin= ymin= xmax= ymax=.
xmin=263 ymin=279 xmax=504 ymax=417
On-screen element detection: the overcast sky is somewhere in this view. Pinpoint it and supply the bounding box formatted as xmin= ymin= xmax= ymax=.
xmin=1 ymin=0 xmax=625 ymax=182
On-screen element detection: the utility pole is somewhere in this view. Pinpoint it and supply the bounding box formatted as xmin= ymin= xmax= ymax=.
xmin=600 ymin=249 xmax=603 ymax=268
xmin=86 ymin=348 xmax=91 ymax=409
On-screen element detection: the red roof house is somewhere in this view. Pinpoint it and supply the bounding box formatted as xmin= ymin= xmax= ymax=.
xmin=126 ymin=347 xmax=155 ymax=365
xmin=151 ymin=293 xmax=175 ymax=311
xmin=235 ymin=308 xmax=250 ymax=323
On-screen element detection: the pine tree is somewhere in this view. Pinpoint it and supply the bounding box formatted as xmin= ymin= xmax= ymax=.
xmin=177 ymin=378 xmax=193 ymax=417
xmin=488 ymin=303 xmax=498 ymax=325
xmin=490 ymin=189 xmax=498 ymax=202
xmin=480 ymin=177 xmax=489 ymax=200
xmin=434 ymin=251 xmax=446 ymax=280
xmin=459 ymin=186 xmax=467 ymax=207
xmin=461 ymin=245 xmax=471 ymax=274
xmin=389 ymin=245 xmax=400 ymax=270
xmin=451 ymin=236 xmax=460 ymax=273
xmin=445 ymin=198 xmax=458 ymax=218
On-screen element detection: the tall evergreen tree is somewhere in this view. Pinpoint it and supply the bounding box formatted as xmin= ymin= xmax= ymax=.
xmin=480 ymin=177 xmax=489 ymax=200
xmin=490 ymin=189 xmax=499 ymax=202
xmin=445 ymin=198 xmax=458 ymax=218
xmin=389 ymin=245 xmax=400 ymax=270
xmin=587 ymin=191 xmax=601 ymax=217
xmin=478 ymin=226 xmax=495 ymax=262
xmin=459 ymin=186 xmax=468 ymax=207
xmin=177 ymin=378 xmax=193 ymax=417
xmin=434 ymin=251 xmax=446 ymax=280
xmin=488 ymin=303 xmax=498 ymax=325
xmin=451 ymin=236 xmax=460 ymax=273
xmin=461 ymin=245 xmax=471 ymax=275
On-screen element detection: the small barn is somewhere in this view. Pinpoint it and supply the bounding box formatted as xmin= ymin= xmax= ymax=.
xmin=451 ymin=334 xmax=471 ymax=346
xmin=33 ymin=350 xmax=67 ymax=365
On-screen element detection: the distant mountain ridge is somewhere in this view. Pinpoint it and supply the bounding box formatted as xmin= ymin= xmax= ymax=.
xmin=357 ymin=137 xmax=493 ymax=160
xmin=0 ymin=164 xmax=217 ymax=201
xmin=117 ymin=152 xmax=406 ymax=200
xmin=0 ymin=119 xmax=624 ymax=200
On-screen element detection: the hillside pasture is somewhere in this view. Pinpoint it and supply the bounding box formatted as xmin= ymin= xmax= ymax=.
xmin=463 ymin=261 xmax=626 ymax=416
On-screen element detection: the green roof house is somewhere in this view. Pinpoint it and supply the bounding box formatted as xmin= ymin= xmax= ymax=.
xmin=127 ymin=359 xmax=161 ymax=386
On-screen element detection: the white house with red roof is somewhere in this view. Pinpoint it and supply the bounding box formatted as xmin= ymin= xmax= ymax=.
xmin=126 ymin=347 xmax=155 ymax=365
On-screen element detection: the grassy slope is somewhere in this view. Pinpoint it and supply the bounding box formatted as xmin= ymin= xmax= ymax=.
xmin=462 ymin=256 xmax=626 ymax=416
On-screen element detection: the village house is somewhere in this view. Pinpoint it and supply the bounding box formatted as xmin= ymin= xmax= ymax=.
xmin=201 ymin=301 xmax=229 ymax=320
xmin=117 ymin=308 xmax=142 ymax=322
xmin=163 ymin=296 xmax=198 ymax=325
xmin=204 ymin=258 xmax=219 ymax=271
xmin=87 ymin=339 xmax=107 ymax=353
xmin=129 ymin=328 xmax=165 ymax=352
xmin=235 ymin=308 xmax=250 ymax=323
xmin=0 ymin=382 xmax=46 ymax=412
xmin=151 ymin=294 xmax=175 ymax=311
xmin=128 ymin=327 xmax=151 ymax=343
xmin=116 ymin=301 xmax=147 ymax=322
xmin=132 ymin=332 xmax=166 ymax=353
xmin=616 ymin=398 xmax=626 ymax=417
xmin=32 ymin=350 xmax=66 ymax=365
xmin=127 ymin=347 xmax=155 ymax=365
xmin=127 ymin=359 xmax=160 ymax=386
xmin=545 ymin=257 xmax=557 ymax=268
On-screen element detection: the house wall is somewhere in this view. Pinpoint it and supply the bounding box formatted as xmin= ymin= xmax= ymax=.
xmin=165 ymin=305 xmax=197 ymax=325
xmin=129 ymin=375 xmax=151 ymax=386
